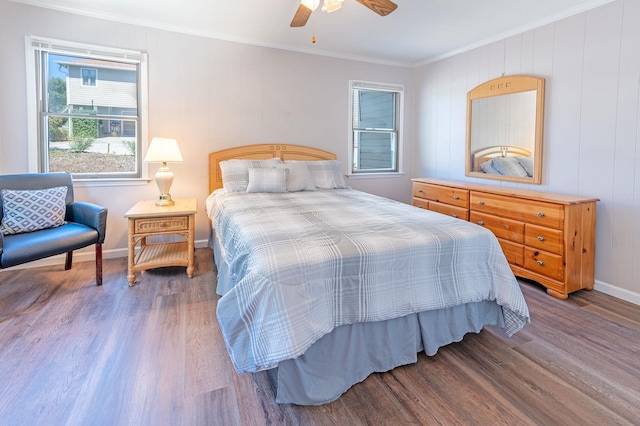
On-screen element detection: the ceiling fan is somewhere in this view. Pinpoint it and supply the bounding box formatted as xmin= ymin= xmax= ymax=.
xmin=290 ymin=0 xmax=398 ymax=27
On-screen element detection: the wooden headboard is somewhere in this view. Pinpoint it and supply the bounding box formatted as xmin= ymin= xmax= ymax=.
xmin=208 ymin=144 xmax=336 ymax=193
xmin=471 ymin=145 xmax=531 ymax=172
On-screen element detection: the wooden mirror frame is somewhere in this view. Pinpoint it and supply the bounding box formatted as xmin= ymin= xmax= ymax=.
xmin=465 ymin=75 xmax=545 ymax=184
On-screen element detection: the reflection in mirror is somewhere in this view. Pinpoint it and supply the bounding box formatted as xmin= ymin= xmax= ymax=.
xmin=466 ymin=75 xmax=545 ymax=184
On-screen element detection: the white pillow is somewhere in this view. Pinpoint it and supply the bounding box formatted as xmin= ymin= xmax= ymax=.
xmin=491 ymin=157 xmax=528 ymax=177
xmin=277 ymin=162 xmax=315 ymax=192
xmin=0 ymin=186 xmax=67 ymax=235
xmin=246 ymin=168 xmax=289 ymax=193
xmin=219 ymin=158 xmax=283 ymax=192
xmin=303 ymin=160 xmax=348 ymax=189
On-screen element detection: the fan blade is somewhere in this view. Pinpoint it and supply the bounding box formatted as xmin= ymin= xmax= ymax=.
xmin=355 ymin=0 xmax=398 ymax=16
xmin=290 ymin=4 xmax=313 ymax=27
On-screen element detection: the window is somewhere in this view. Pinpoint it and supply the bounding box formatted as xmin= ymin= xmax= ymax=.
xmin=27 ymin=37 xmax=148 ymax=180
xmin=81 ymin=68 xmax=97 ymax=86
xmin=349 ymin=80 xmax=403 ymax=174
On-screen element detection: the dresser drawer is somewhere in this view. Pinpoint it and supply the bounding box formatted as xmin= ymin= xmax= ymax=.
xmin=428 ymin=201 xmax=469 ymax=220
xmin=412 ymin=198 xmax=429 ymax=209
xmin=413 ymin=183 xmax=469 ymax=208
xmin=525 ymin=247 xmax=564 ymax=281
xmin=498 ymin=239 xmax=524 ymax=267
xmin=471 ymin=192 xmax=563 ymax=229
xmin=470 ymin=211 xmax=524 ymax=244
xmin=134 ymin=216 xmax=189 ymax=234
xmin=525 ymin=224 xmax=563 ymax=255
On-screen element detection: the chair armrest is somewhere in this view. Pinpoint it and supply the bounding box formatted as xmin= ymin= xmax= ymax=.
xmin=66 ymin=202 xmax=108 ymax=243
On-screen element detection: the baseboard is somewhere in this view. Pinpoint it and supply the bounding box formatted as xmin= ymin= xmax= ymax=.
xmin=594 ymin=279 xmax=640 ymax=306
xmin=1 ymin=239 xmax=211 ymax=271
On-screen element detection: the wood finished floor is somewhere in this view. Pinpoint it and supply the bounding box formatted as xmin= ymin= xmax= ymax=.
xmin=1 ymin=248 xmax=639 ymax=425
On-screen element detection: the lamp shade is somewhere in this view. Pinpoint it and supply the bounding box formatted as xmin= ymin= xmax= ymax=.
xmin=144 ymin=137 xmax=183 ymax=163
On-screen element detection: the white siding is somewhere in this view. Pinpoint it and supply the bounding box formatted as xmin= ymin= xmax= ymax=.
xmin=66 ymin=66 xmax=137 ymax=110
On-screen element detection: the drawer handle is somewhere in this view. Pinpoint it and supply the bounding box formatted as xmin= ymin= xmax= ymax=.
xmin=478 ymin=201 xmax=485 ymax=206
xmin=418 ymin=189 xmax=423 ymax=193
xmin=537 ymin=212 xmax=545 ymax=217
xmin=452 ymin=214 xmax=458 ymax=218
xmin=477 ymin=221 xmax=484 ymax=226
xmin=453 ymin=195 xmax=459 ymax=200
xmin=537 ymin=260 xmax=544 ymax=266
xmin=537 ymin=236 xmax=544 ymax=241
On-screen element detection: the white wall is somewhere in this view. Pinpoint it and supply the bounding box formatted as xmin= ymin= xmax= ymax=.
xmin=414 ymin=0 xmax=640 ymax=303
xmin=0 ymin=1 xmax=413 ymax=265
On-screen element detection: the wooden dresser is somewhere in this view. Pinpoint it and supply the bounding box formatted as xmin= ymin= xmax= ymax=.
xmin=412 ymin=178 xmax=599 ymax=299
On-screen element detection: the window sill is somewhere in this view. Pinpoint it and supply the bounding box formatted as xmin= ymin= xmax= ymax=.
xmin=346 ymin=172 xmax=405 ymax=179
xmin=72 ymin=178 xmax=151 ymax=188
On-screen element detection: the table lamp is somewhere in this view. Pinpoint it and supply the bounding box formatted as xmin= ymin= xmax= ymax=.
xmin=144 ymin=137 xmax=183 ymax=206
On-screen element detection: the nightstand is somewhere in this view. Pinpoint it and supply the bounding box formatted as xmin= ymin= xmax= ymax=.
xmin=124 ymin=198 xmax=197 ymax=286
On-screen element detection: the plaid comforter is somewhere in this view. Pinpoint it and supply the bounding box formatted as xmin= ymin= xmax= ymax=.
xmin=206 ymin=189 xmax=530 ymax=374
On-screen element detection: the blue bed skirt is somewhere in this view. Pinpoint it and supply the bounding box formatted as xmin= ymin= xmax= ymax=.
xmin=271 ymin=300 xmax=504 ymax=405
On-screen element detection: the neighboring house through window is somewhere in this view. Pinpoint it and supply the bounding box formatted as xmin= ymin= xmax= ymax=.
xmin=26 ymin=37 xmax=148 ymax=180
xmin=349 ymin=80 xmax=403 ymax=175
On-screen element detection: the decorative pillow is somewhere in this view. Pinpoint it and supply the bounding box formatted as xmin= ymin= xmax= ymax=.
xmin=219 ymin=158 xmax=283 ymax=192
xmin=277 ymin=162 xmax=315 ymax=192
xmin=303 ymin=160 xmax=349 ymax=189
xmin=491 ymin=156 xmax=528 ymax=177
xmin=246 ymin=168 xmax=289 ymax=193
xmin=515 ymin=156 xmax=534 ymax=177
xmin=480 ymin=159 xmax=501 ymax=175
xmin=0 ymin=186 xmax=68 ymax=235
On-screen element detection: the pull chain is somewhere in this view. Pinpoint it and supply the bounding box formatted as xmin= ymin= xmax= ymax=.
xmin=312 ymin=18 xmax=317 ymax=43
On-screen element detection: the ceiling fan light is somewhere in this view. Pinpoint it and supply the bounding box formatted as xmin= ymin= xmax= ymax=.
xmin=301 ymin=0 xmax=320 ymax=11
xmin=322 ymin=0 xmax=343 ymax=13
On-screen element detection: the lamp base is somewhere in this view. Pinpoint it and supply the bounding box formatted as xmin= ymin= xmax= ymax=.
xmin=154 ymin=164 xmax=175 ymax=206
xmin=156 ymin=194 xmax=175 ymax=206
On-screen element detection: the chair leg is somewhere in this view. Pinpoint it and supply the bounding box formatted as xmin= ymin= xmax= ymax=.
xmin=96 ymin=243 xmax=103 ymax=286
xmin=65 ymin=251 xmax=73 ymax=270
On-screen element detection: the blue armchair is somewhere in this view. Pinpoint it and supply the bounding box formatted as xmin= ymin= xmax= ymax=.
xmin=0 ymin=172 xmax=107 ymax=285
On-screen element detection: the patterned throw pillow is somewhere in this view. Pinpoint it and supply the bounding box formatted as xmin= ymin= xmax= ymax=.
xmin=491 ymin=156 xmax=528 ymax=177
xmin=219 ymin=158 xmax=283 ymax=192
xmin=276 ymin=161 xmax=315 ymax=192
xmin=0 ymin=186 xmax=68 ymax=235
xmin=480 ymin=159 xmax=501 ymax=175
xmin=246 ymin=168 xmax=289 ymax=193
xmin=515 ymin=156 xmax=534 ymax=177
xmin=304 ymin=160 xmax=349 ymax=189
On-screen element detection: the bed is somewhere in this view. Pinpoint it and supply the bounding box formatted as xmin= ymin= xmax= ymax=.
xmin=471 ymin=145 xmax=533 ymax=177
xmin=206 ymin=144 xmax=530 ymax=405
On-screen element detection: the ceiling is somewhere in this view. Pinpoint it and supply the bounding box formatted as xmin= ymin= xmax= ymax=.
xmin=14 ymin=0 xmax=615 ymax=66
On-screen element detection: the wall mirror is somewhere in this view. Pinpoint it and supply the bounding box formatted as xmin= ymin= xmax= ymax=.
xmin=466 ymin=75 xmax=545 ymax=184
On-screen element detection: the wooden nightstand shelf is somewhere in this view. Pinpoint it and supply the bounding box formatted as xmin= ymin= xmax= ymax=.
xmin=124 ymin=199 xmax=197 ymax=286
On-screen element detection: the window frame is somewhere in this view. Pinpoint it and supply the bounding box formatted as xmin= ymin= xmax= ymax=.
xmin=348 ymin=80 xmax=404 ymax=177
xmin=81 ymin=67 xmax=98 ymax=86
xmin=25 ymin=36 xmax=150 ymax=185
